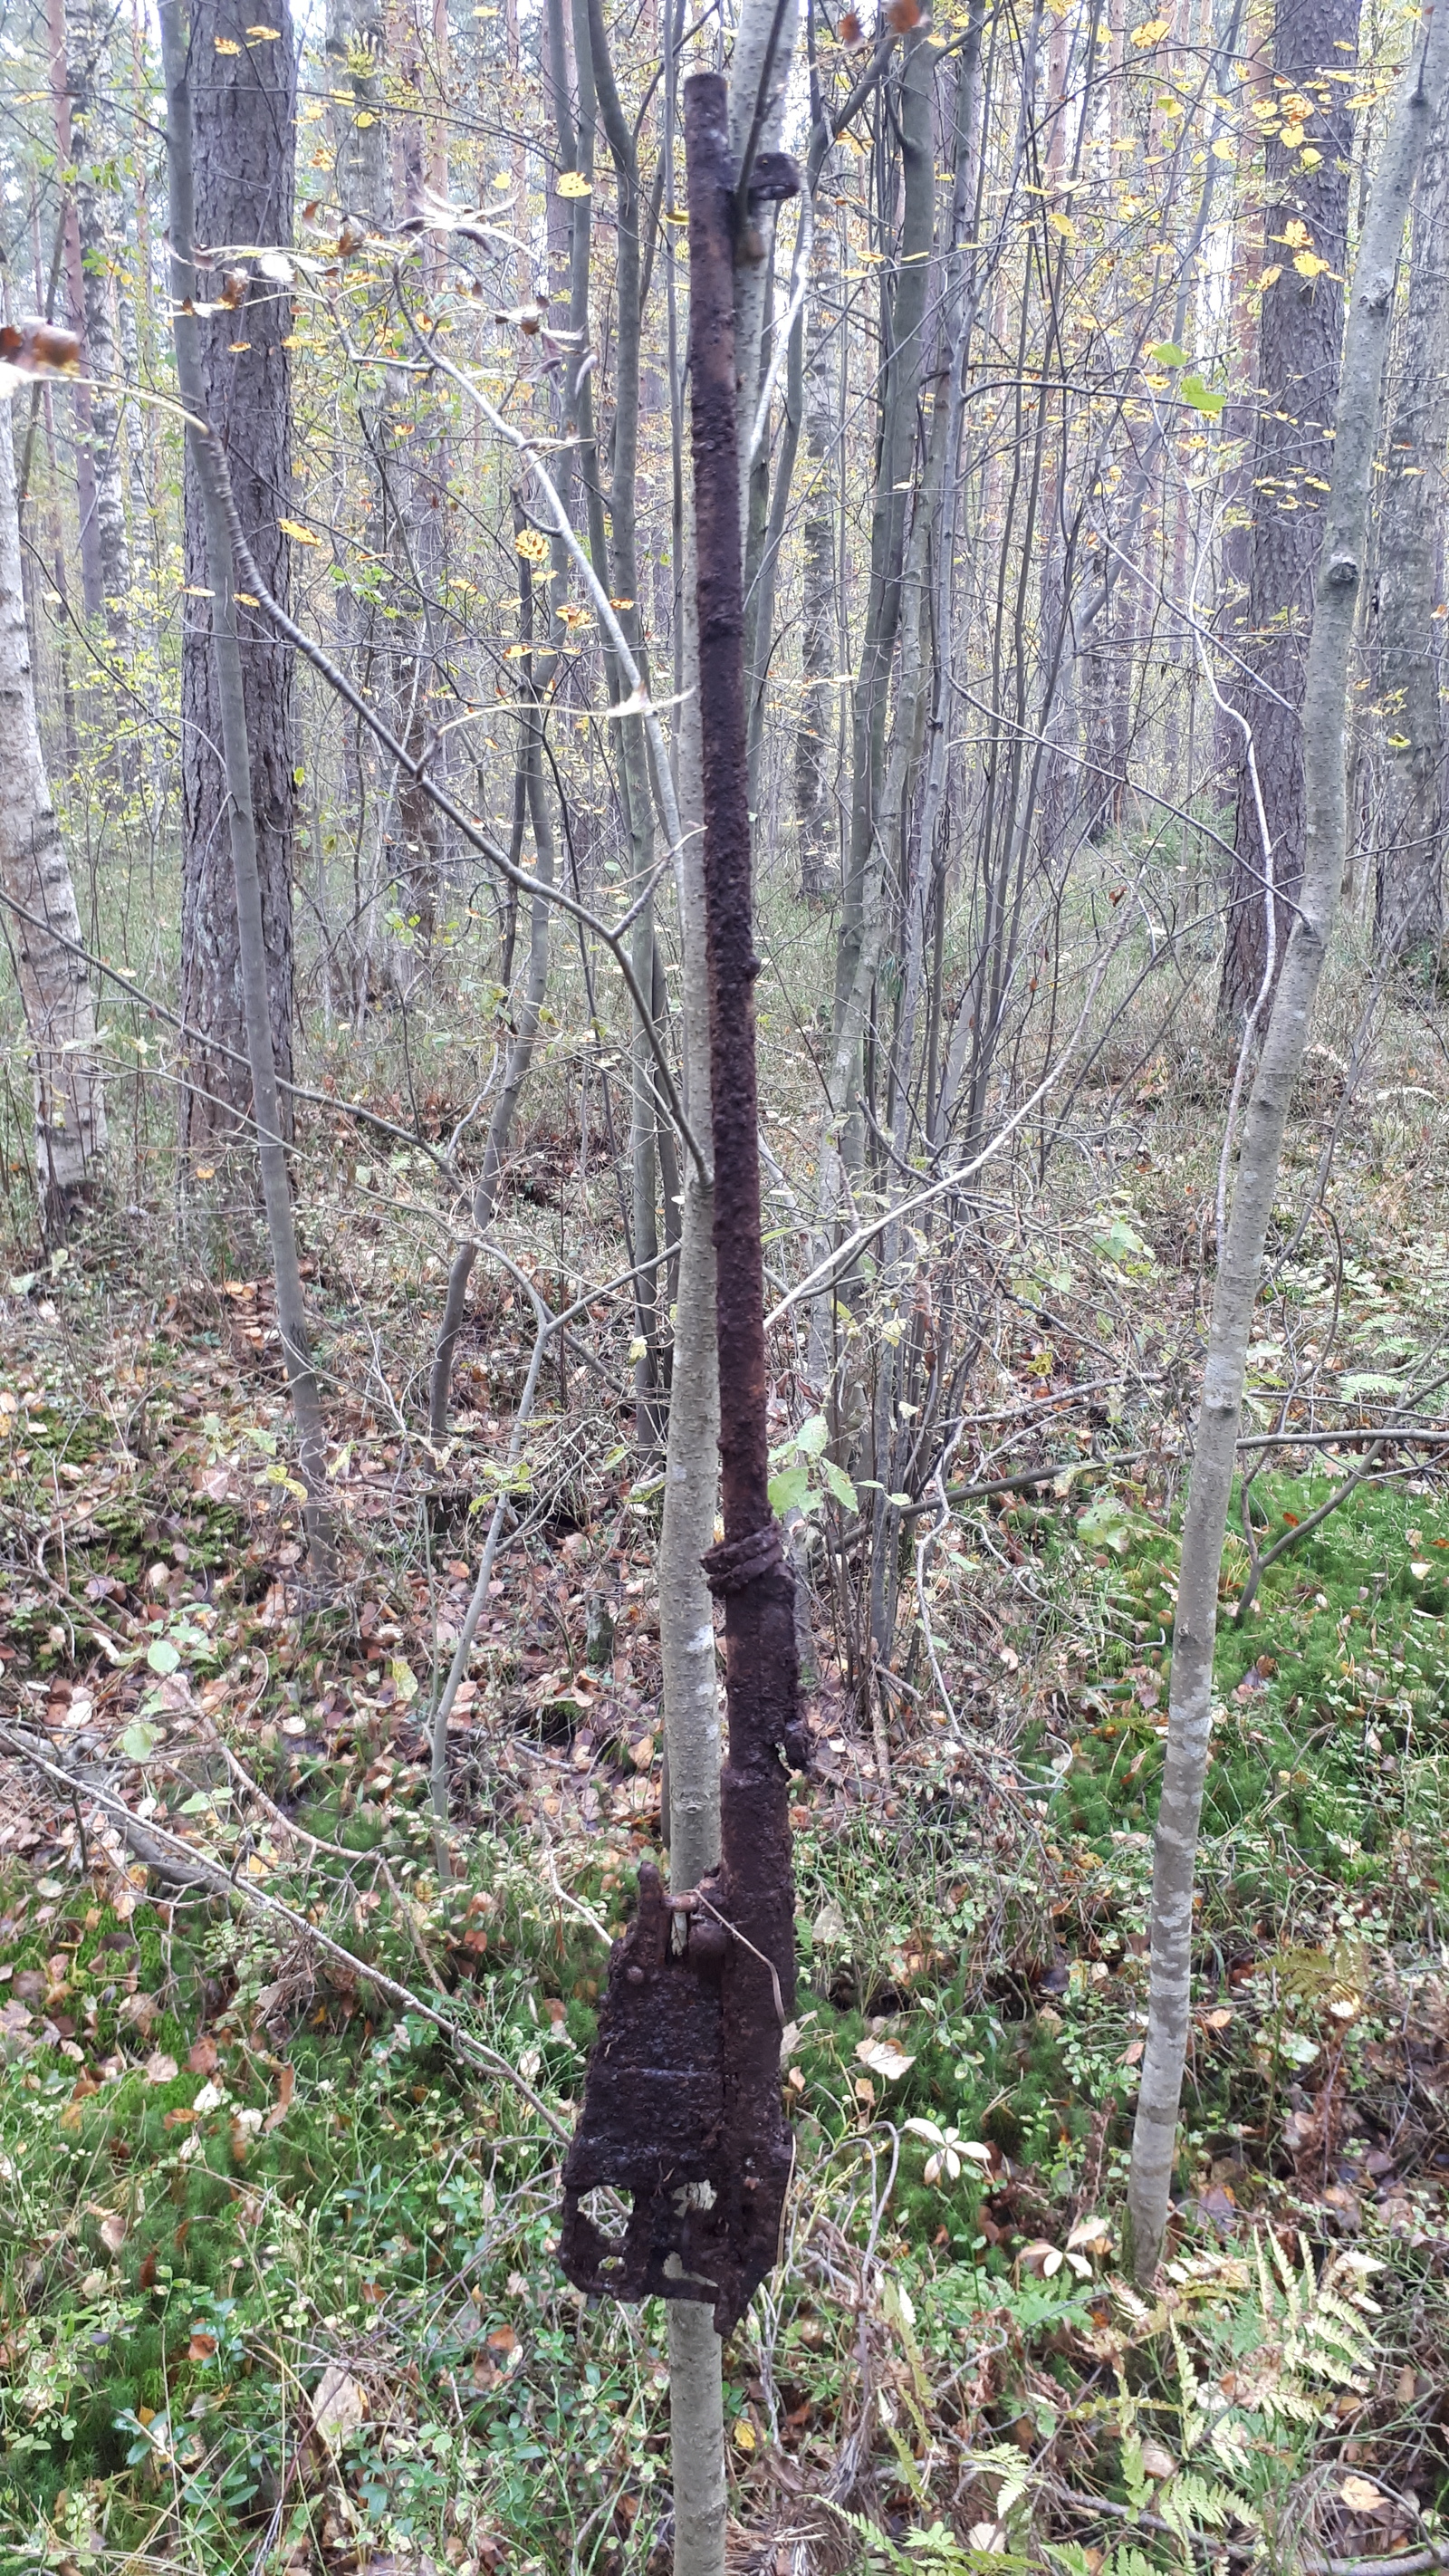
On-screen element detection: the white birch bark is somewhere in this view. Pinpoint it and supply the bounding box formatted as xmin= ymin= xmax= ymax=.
xmin=1126 ymin=0 xmax=1449 ymax=2283
xmin=0 ymin=403 xmax=107 ymax=1212
xmin=660 ymin=562 xmax=727 ymax=2576
xmin=728 ymin=0 xmax=799 ymax=527
xmin=71 ymin=0 xmax=132 ymax=658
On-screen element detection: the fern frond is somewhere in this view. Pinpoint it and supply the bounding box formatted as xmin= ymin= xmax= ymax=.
xmin=1157 ymin=2469 xmax=1262 ymax=2539
xmin=1103 ymin=2547 xmax=1160 ymax=2576
xmin=1209 ymin=2417 xmax=1255 ymax=2479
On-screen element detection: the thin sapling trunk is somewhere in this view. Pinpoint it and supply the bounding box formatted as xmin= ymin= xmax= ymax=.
xmin=1127 ymin=0 xmax=1449 ymax=2281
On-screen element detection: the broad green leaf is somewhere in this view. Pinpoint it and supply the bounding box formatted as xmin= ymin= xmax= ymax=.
xmin=147 ymin=1639 xmax=181 ymax=1676
xmin=1094 ymin=1215 xmax=1153 ymax=1264
xmin=1181 ymin=373 xmax=1225 ymax=418
xmin=768 ymin=1466 xmax=813 ymax=1516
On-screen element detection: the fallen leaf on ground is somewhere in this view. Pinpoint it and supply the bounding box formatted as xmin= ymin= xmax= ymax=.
xmin=854 ymin=2037 xmax=915 ymax=2081
xmin=264 ymin=2063 xmax=296 ymax=2131
xmin=312 ymin=2363 xmax=367 ymax=2448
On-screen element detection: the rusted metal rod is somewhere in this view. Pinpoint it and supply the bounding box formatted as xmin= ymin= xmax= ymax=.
xmin=687 ymin=63 xmax=801 ymax=2310
xmin=559 ymin=70 xmax=799 ymax=2341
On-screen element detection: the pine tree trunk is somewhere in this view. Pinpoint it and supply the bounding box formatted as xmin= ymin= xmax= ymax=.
xmin=830 ymin=32 xmax=935 ymax=1176
xmin=160 ymin=0 xmax=333 ymax=1570
xmin=0 ymin=406 xmax=108 ymax=1218
xmin=1371 ymin=79 xmax=1449 ymax=961
xmin=381 ymin=0 xmax=450 ymax=961
xmin=178 ymin=0 xmax=298 ymax=1170
xmin=1217 ymin=0 xmax=1360 ymax=1023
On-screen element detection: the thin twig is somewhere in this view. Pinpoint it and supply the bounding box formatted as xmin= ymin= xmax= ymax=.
xmin=0 ymin=1725 xmax=571 ymax=2144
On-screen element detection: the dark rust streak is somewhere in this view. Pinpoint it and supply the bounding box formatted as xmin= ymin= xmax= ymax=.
xmin=558 ymin=71 xmax=798 ymax=2341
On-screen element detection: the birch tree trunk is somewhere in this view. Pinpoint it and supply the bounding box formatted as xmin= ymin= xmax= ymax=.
xmin=794 ymin=250 xmax=839 ymax=902
xmin=43 ymin=0 xmax=104 ymax=625
xmin=69 ymin=0 xmax=132 ymax=661
xmin=657 ymin=27 xmax=801 ymax=2566
xmin=1371 ymin=75 xmax=1449 ymax=961
xmin=1127 ymin=0 xmax=1449 ymax=2281
xmin=0 ymin=403 xmax=107 ymax=1219
xmin=659 ymin=547 xmax=727 ymax=2576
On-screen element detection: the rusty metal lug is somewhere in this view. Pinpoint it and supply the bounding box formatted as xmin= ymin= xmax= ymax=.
xmin=745 ymin=149 xmax=801 ymax=205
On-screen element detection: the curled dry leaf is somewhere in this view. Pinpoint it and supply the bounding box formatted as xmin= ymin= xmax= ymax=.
xmin=312 ymin=2362 xmax=368 ymax=2448
xmin=853 ymin=2036 xmax=916 ymax=2082
xmin=144 ymin=2051 xmax=180 ymax=2085
xmin=264 ymin=2062 xmax=296 ymax=2132
xmin=0 ymin=319 xmax=82 ymax=379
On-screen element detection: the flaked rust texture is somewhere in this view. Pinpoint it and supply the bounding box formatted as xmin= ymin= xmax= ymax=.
xmin=559 ymin=72 xmax=799 ymax=2343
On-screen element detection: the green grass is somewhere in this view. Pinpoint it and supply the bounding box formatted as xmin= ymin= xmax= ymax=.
xmin=7 ymin=1450 xmax=1449 ymax=2571
xmin=1037 ymin=1469 xmax=1449 ymax=1902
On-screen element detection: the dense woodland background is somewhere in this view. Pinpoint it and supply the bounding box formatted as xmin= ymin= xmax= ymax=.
xmin=4 ymin=0 xmax=1449 ymax=2563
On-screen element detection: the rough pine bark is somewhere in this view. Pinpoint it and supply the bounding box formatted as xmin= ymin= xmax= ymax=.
xmin=1371 ymin=77 xmax=1449 ymax=960
xmin=1218 ymin=0 xmax=1360 ymax=1022
xmin=178 ymin=0 xmax=297 ymax=1161
xmin=831 ymin=31 xmax=935 ymax=1134
xmin=161 ymin=0 xmax=332 ymax=1567
xmin=382 ymin=0 xmax=449 ymax=950
xmin=0 ymin=404 xmax=107 ymax=1213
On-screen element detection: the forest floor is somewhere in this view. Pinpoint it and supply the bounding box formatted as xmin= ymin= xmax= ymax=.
xmin=4 ymin=944 xmax=1449 ymax=2576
